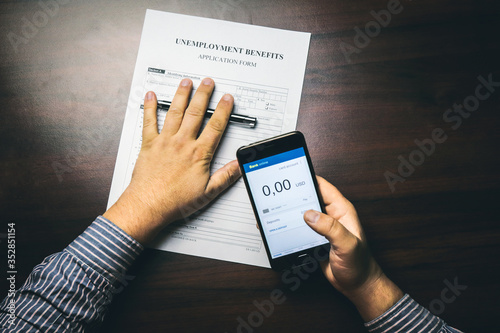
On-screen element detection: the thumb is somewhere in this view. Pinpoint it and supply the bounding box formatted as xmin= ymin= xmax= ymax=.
xmin=304 ymin=210 xmax=358 ymax=253
xmin=205 ymin=160 xmax=242 ymax=198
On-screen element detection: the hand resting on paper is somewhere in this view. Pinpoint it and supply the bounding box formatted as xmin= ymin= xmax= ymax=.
xmin=104 ymin=78 xmax=241 ymax=244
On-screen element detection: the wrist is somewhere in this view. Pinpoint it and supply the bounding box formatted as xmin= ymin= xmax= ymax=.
xmin=344 ymin=272 xmax=404 ymax=322
xmin=103 ymin=188 xmax=167 ymax=244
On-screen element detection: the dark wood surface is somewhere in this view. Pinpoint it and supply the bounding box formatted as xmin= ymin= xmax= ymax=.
xmin=1 ymin=0 xmax=499 ymax=331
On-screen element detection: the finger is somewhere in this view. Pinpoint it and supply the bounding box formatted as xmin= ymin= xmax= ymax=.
xmin=205 ymin=159 xmax=241 ymax=199
xmin=197 ymin=94 xmax=234 ymax=151
xmin=320 ymin=259 xmax=335 ymax=282
xmin=316 ymin=175 xmax=355 ymax=221
xmin=178 ymin=78 xmax=215 ymax=138
xmin=142 ymin=91 xmax=158 ymax=144
xmin=304 ymin=210 xmax=358 ymax=253
xmin=161 ymin=78 xmax=192 ymax=136
xmin=316 ymin=176 xmax=348 ymax=206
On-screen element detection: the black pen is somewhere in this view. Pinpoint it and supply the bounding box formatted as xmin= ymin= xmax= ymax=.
xmin=156 ymin=100 xmax=257 ymax=128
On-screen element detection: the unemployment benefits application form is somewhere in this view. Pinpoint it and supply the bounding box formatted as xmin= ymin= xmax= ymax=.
xmin=107 ymin=10 xmax=311 ymax=268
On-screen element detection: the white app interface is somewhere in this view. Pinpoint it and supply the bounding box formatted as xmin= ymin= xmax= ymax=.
xmin=243 ymin=148 xmax=328 ymax=259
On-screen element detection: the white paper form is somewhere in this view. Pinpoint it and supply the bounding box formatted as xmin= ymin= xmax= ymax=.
xmin=107 ymin=10 xmax=311 ymax=267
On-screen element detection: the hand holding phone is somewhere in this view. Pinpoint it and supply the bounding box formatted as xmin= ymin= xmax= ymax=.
xmin=237 ymin=131 xmax=329 ymax=270
xmin=303 ymin=177 xmax=404 ymax=322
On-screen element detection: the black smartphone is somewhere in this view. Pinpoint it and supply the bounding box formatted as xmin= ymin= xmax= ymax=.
xmin=237 ymin=131 xmax=329 ymax=270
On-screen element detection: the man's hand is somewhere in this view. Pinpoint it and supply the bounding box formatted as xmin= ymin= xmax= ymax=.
xmin=304 ymin=176 xmax=403 ymax=321
xmin=104 ymin=78 xmax=241 ymax=244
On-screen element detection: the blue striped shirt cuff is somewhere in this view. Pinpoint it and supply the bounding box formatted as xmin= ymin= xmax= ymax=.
xmin=64 ymin=215 xmax=144 ymax=288
xmin=364 ymin=294 xmax=460 ymax=333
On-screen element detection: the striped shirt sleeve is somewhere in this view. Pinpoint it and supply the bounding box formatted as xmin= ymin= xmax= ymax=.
xmin=364 ymin=294 xmax=464 ymax=333
xmin=0 ymin=216 xmax=143 ymax=333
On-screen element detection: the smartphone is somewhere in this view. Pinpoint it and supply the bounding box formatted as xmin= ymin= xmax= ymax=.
xmin=237 ymin=131 xmax=329 ymax=270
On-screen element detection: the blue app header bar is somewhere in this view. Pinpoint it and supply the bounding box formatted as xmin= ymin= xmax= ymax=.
xmin=243 ymin=147 xmax=305 ymax=173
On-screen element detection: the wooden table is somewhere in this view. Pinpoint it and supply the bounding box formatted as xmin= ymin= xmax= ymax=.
xmin=1 ymin=0 xmax=499 ymax=331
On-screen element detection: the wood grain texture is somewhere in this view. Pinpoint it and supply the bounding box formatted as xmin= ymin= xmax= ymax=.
xmin=0 ymin=0 xmax=499 ymax=332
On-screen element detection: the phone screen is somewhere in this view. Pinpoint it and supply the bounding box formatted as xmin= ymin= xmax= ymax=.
xmin=242 ymin=147 xmax=329 ymax=259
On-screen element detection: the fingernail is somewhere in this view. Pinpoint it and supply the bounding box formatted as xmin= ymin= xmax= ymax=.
xmin=202 ymin=78 xmax=213 ymax=86
xmin=180 ymin=78 xmax=190 ymax=86
xmin=304 ymin=210 xmax=320 ymax=224
xmin=145 ymin=91 xmax=154 ymax=101
xmin=222 ymin=94 xmax=233 ymax=101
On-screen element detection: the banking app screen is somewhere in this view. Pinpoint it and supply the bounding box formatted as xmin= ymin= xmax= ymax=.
xmin=243 ymin=148 xmax=328 ymax=259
